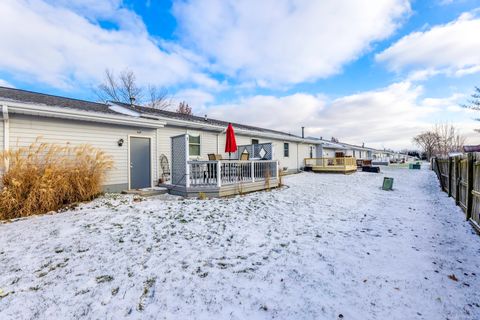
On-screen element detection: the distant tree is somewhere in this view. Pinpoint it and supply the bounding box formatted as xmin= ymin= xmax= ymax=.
xmin=413 ymin=124 xmax=466 ymax=159
xmin=433 ymin=123 xmax=465 ymax=156
xmin=146 ymin=85 xmax=170 ymax=110
xmin=400 ymin=149 xmax=420 ymax=158
xmin=94 ymin=69 xmax=170 ymax=109
xmin=461 ymin=86 xmax=480 ymax=132
xmin=413 ymin=131 xmax=440 ymax=160
xmin=176 ymin=101 xmax=192 ymax=115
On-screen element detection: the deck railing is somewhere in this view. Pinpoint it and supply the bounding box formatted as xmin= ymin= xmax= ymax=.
xmin=304 ymin=157 xmax=357 ymax=169
xmin=187 ymin=160 xmax=279 ymax=188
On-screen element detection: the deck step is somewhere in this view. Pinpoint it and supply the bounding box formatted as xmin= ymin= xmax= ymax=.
xmin=122 ymin=187 xmax=169 ymax=197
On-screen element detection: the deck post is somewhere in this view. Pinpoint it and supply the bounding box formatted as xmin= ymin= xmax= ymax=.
xmin=217 ymin=161 xmax=222 ymax=188
xmin=276 ymin=161 xmax=279 ymax=179
xmin=251 ymin=161 xmax=255 ymax=183
xmin=185 ymin=163 xmax=190 ymax=188
xmin=185 ymin=135 xmax=190 ymax=188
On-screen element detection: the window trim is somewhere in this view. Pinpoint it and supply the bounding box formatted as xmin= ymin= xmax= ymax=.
xmin=283 ymin=142 xmax=289 ymax=157
xmin=188 ymin=134 xmax=201 ymax=157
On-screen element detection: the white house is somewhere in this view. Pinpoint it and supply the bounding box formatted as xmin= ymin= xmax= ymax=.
xmin=0 ymin=87 xmax=318 ymax=195
xmin=339 ymin=142 xmax=373 ymax=160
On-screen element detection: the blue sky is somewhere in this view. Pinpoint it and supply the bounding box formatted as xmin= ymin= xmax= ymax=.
xmin=0 ymin=0 xmax=479 ymax=149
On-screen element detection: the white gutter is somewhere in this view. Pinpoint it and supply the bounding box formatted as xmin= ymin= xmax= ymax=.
xmin=0 ymin=100 xmax=166 ymax=129
xmin=2 ymin=104 xmax=9 ymax=170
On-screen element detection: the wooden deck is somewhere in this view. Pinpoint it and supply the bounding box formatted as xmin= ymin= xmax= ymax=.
xmin=168 ymin=178 xmax=280 ymax=198
xmin=305 ymin=157 xmax=357 ymax=174
xmin=168 ymin=159 xmax=279 ymax=198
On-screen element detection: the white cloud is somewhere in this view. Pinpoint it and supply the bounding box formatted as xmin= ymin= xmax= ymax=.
xmin=171 ymin=88 xmax=215 ymax=110
xmin=376 ymin=11 xmax=480 ymax=79
xmin=0 ymin=0 xmax=217 ymax=90
xmin=202 ymin=82 xmax=480 ymax=149
xmin=173 ymin=0 xmax=410 ymax=85
xmin=0 ymin=79 xmax=14 ymax=88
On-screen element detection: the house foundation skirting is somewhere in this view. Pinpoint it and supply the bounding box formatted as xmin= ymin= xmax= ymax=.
xmin=167 ymin=179 xmax=280 ymax=198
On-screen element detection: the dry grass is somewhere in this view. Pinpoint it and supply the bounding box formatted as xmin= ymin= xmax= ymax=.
xmin=0 ymin=140 xmax=113 ymax=220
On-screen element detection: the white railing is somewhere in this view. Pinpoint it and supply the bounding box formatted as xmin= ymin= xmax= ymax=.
xmin=186 ymin=160 xmax=278 ymax=188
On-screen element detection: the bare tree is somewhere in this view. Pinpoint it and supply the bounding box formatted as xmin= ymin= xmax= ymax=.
xmin=413 ymin=124 xmax=466 ymax=159
xmin=176 ymin=101 xmax=192 ymax=115
xmin=413 ymin=131 xmax=439 ymax=160
xmin=434 ymin=123 xmax=465 ymax=156
xmin=94 ymin=69 xmax=170 ymax=110
xmin=146 ymin=85 xmax=171 ymax=109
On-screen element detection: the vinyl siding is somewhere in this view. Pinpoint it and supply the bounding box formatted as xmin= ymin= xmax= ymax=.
xmin=158 ymin=125 xmax=307 ymax=174
xmin=9 ymin=114 xmax=157 ymax=188
xmin=0 ymin=120 xmax=3 ymax=151
xmin=157 ymin=126 xmax=219 ymax=165
xmin=297 ymin=143 xmax=315 ymax=168
xmin=323 ymin=148 xmax=336 ymax=158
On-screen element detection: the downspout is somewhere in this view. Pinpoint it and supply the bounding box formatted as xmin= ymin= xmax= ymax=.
xmin=2 ymin=104 xmax=9 ymax=170
xmin=296 ymin=143 xmax=299 ymax=172
xmin=216 ymin=128 xmax=227 ymax=154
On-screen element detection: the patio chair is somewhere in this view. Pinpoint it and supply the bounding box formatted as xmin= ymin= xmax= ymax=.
xmin=240 ymin=152 xmax=249 ymax=161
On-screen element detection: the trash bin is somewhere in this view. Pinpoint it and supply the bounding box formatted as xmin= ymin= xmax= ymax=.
xmin=409 ymin=163 xmax=421 ymax=169
xmin=362 ymin=166 xmax=380 ymax=173
xmin=382 ymin=177 xmax=394 ymax=190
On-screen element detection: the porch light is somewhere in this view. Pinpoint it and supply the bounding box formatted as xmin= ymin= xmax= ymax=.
xmin=117 ymin=138 xmax=124 ymax=147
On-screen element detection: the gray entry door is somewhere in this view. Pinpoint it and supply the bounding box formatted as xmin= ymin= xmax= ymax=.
xmin=130 ymin=137 xmax=151 ymax=189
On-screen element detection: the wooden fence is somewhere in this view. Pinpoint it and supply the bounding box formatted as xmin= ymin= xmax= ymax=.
xmin=432 ymin=154 xmax=479 ymax=233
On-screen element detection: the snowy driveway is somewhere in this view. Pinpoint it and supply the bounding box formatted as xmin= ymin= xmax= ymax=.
xmin=0 ymin=166 xmax=479 ymax=320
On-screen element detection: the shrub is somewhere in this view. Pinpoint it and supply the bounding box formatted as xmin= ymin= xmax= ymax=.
xmin=0 ymin=141 xmax=113 ymax=219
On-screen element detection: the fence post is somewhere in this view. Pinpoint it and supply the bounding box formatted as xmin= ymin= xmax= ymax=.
xmin=454 ymin=156 xmax=460 ymax=206
xmin=448 ymin=157 xmax=453 ymax=197
xmin=466 ymin=153 xmax=474 ymax=221
xmin=435 ymin=157 xmax=445 ymax=191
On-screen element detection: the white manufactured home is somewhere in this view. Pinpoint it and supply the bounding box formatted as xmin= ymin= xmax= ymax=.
xmin=0 ymin=87 xmax=320 ymax=196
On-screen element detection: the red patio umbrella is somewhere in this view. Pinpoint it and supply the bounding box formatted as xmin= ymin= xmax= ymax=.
xmin=225 ymin=123 xmax=237 ymax=159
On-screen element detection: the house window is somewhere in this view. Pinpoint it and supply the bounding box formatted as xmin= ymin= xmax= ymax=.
xmin=284 ymin=143 xmax=289 ymax=157
xmin=189 ymin=135 xmax=200 ymax=156
xmin=251 ymin=139 xmax=259 ymax=145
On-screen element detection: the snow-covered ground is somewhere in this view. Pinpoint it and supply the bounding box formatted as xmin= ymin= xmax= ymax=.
xmin=1 ymin=166 xmax=479 ymax=320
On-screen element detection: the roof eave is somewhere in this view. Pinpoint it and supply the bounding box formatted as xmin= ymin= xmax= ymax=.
xmin=0 ymin=100 xmax=166 ymax=128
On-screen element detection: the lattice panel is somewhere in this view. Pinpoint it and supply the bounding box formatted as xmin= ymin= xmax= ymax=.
xmin=171 ymin=134 xmax=187 ymax=186
xmin=237 ymin=143 xmax=273 ymax=160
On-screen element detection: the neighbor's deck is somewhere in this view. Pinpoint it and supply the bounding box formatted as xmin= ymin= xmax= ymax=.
xmin=305 ymin=157 xmax=357 ymax=174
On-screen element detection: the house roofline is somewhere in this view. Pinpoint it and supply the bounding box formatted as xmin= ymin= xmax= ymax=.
xmin=0 ymin=100 xmax=166 ymax=128
xmin=162 ymin=116 xmax=321 ymax=144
